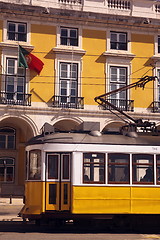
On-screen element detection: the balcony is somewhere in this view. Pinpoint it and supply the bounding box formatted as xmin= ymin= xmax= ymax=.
xmin=58 ymin=0 xmax=82 ymax=4
xmin=52 ymin=95 xmax=84 ymax=109
xmin=103 ymin=99 xmax=134 ymax=112
xmin=151 ymin=101 xmax=160 ymax=113
xmin=108 ymin=0 xmax=131 ymax=10
xmin=0 ymin=92 xmax=31 ymax=106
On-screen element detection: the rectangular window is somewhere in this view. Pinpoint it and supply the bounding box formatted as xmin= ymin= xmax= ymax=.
xmin=110 ymin=32 xmax=127 ymax=50
xmin=0 ymin=128 xmax=15 ymax=149
xmin=109 ymin=66 xmax=127 ymax=109
xmin=5 ymin=58 xmax=26 ymax=102
xmin=7 ymin=21 xmax=27 ymax=42
xmin=60 ymin=27 xmax=78 ymax=46
xmin=62 ymin=154 xmax=70 ymax=180
xmin=132 ymin=154 xmax=154 ymax=184
xmin=59 ymin=62 xmax=78 ymax=105
xmin=47 ymin=154 xmax=59 ymax=179
xmin=83 ymin=153 xmax=105 ymax=183
xmin=28 ymin=150 xmax=41 ymax=180
xmin=108 ymin=153 xmax=130 ymax=184
xmin=0 ymin=158 xmax=14 ymax=182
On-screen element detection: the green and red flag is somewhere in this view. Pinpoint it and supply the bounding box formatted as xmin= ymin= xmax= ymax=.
xmin=19 ymin=46 xmax=44 ymax=75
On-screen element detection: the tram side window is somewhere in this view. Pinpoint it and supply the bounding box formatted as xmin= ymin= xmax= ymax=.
xmin=156 ymin=155 xmax=160 ymax=184
xmin=28 ymin=150 xmax=41 ymax=180
xmin=108 ymin=153 xmax=130 ymax=184
xmin=83 ymin=153 xmax=105 ymax=184
xmin=132 ymin=154 xmax=154 ymax=184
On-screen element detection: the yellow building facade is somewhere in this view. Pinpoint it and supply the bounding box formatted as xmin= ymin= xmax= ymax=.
xmin=0 ymin=0 xmax=160 ymax=196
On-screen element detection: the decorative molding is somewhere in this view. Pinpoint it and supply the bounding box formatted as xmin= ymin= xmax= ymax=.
xmin=0 ymin=42 xmax=34 ymax=51
xmin=103 ymin=51 xmax=135 ymax=59
xmin=53 ymin=46 xmax=86 ymax=55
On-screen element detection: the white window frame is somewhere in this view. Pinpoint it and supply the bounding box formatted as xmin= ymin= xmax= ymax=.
xmin=57 ymin=25 xmax=82 ymax=49
xmin=3 ymin=20 xmax=30 ymax=44
xmin=1 ymin=51 xmax=29 ymax=95
xmin=59 ymin=62 xmax=78 ymax=103
xmin=55 ymin=57 xmax=82 ymax=100
xmin=110 ymin=31 xmax=127 ymax=51
xmin=109 ymin=66 xmax=128 ymax=99
xmin=107 ymin=29 xmax=131 ymax=53
xmin=106 ymin=62 xmax=131 ymax=99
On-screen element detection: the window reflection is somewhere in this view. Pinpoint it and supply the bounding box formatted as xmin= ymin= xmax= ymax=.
xmin=28 ymin=150 xmax=41 ymax=180
xmin=83 ymin=153 xmax=105 ymax=183
xmin=108 ymin=153 xmax=130 ymax=183
xmin=132 ymin=154 xmax=153 ymax=184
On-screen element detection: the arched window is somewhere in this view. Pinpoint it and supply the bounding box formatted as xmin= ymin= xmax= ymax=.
xmin=0 ymin=158 xmax=15 ymax=182
xmin=0 ymin=127 xmax=15 ymax=149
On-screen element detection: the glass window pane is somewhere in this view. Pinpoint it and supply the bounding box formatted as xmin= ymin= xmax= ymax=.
xmin=0 ymin=135 xmax=6 ymax=149
xmin=133 ymin=154 xmax=153 ymax=183
xmin=83 ymin=153 xmax=105 ymax=183
xmin=48 ymin=154 xmax=59 ymax=179
xmin=0 ymin=167 xmax=5 ymax=182
xmin=6 ymin=167 xmax=14 ymax=182
xmin=108 ymin=153 xmax=130 ymax=183
xmin=119 ymin=34 xmax=126 ymax=42
xmin=28 ymin=150 xmax=41 ymax=180
xmin=61 ymin=28 xmax=68 ymax=37
xmin=111 ymin=33 xmax=117 ymax=42
xmin=70 ymin=29 xmax=77 ymax=38
xmin=18 ymin=24 xmax=25 ymax=33
xmin=8 ymin=23 xmax=15 ymax=31
xmin=62 ymin=155 xmax=70 ymax=180
xmin=7 ymin=135 xmax=15 ymax=149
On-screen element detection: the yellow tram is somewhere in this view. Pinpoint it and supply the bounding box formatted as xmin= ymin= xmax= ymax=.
xmin=20 ymin=124 xmax=160 ymax=225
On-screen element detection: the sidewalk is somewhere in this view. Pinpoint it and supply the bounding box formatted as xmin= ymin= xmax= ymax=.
xmin=0 ymin=197 xmax=24 ymax=221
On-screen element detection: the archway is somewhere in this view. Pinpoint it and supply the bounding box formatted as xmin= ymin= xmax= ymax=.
xmin=0 ymin=117 xmax=35 ymax=196
xmin=53 ymin=118 xmax=81 ymax=132
xmin=102 ymin=121 xmax=125 ymax=133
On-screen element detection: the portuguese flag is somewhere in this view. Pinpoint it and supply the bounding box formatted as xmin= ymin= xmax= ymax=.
xmin=19 ymin=46 xmax=44 ymax=75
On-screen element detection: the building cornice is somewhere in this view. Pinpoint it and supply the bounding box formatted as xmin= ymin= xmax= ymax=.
xmin=0 ymin=2 xmax=159 ymax=31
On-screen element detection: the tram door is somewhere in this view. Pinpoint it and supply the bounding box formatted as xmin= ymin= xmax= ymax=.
xmin=45 ymin=153 xmax=71 ymax=211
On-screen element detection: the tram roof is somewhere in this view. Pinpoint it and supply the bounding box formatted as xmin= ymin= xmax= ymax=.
xmin=27 ymin=131 xmax=160 ymax=146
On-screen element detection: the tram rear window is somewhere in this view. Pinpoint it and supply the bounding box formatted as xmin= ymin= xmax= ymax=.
xmin=28 ymin=150 xmax=41 ymax=180
xmin=83 ymin=153 xmax=105 ymax=184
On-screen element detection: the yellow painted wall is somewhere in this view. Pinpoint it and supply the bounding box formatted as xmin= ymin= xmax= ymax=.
xmin=72 ymin=186 xmax=160 ymax=214
xmin=30 ymin=24 xmax=56 ymax=103
xmin=82 ymin=29 xmax=106 ymax=105
xmin=131 ymin=34 xmax=154 ymax=108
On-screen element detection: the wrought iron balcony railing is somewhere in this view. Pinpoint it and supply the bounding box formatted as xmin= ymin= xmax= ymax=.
xmin=103 ymin=98 xmax=134 ymax=112
xmin=52 ymin=95 xmax=84 ymax=109
xmin=0 ymin=92 xmax=31 ymax=106
xmin=151 ymin=101 xmax=160 ymax=113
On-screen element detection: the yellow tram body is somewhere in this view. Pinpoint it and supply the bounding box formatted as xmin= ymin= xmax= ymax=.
xmin=20 ymin=130 xmax=160 ymax=222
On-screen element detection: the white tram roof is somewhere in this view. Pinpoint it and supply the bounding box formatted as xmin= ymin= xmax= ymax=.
xmin=27 ymin=131 xmax=160 ymax=146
